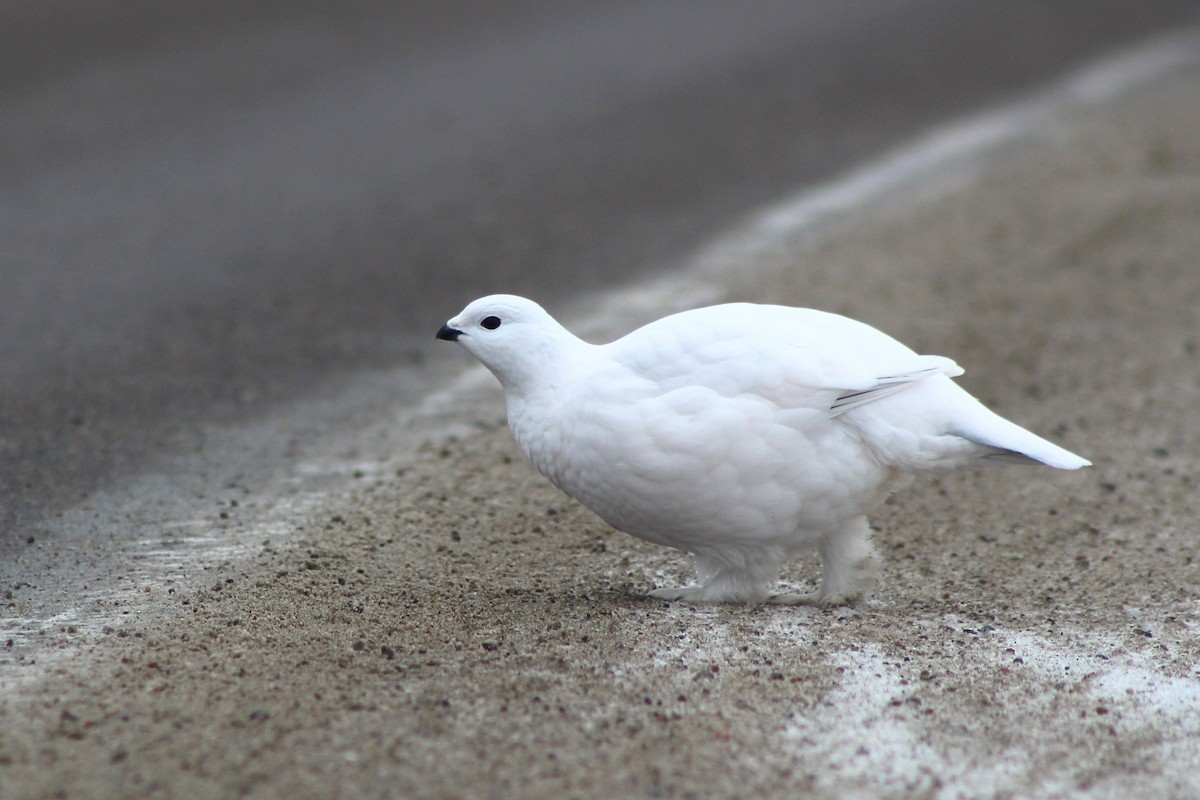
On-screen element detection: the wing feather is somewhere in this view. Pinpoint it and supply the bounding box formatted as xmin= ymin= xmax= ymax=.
xmin=609 ymin=303 xmax=961 ymax=414
xmin=829 ymin=356 xmax=963 ymax=416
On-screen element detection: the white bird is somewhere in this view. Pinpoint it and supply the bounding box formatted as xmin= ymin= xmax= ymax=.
xmin=436 ymin=295 xmax=1089 ymax=606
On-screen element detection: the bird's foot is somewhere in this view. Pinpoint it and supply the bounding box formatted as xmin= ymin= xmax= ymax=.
xmin=650 ymin=562 xmax=782 ymax=604
xmin=766 ymin=590 xmax=819 ymax=606
xmin=766 ymin=589 xmax=864 ymax=607
xmin=648 ymin=584 xmax=767 ymax=604
xmin=648 ymin=585 xmax=708 ymax=602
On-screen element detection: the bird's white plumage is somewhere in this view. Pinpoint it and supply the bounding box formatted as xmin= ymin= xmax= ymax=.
xmin=438 ymin=295 xmax=1090 ymax=605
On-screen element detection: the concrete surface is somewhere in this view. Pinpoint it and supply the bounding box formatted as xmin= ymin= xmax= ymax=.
xmin=2 ymin=40 xmax=1200 ymax=800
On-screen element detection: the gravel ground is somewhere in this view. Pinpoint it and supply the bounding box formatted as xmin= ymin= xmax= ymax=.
xmin=2 ymin=52 xmax=1199 ymax=800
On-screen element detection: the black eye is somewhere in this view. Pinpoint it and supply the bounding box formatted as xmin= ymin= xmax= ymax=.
xmin=480 ymin=315 xmax=502 ymax=330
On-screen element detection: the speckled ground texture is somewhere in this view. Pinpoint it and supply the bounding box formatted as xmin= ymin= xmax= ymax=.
xmin=3 ymin=65 xmax=1200 ymax=800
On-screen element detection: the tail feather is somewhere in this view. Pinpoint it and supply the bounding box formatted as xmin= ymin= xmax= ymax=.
xmin=954 ymin=414 xmax=1091 ymax=470
xmin=846 ymin=365 xmax=1091 ymax=471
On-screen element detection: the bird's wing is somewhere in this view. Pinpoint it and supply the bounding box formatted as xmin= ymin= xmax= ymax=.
xmin=828 ymin=356 xmax=963 ymax=416
xmin=610 ymin=303 xmax=960 ymax=413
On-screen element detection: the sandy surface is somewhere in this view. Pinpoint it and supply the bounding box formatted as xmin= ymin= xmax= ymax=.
xmin=3 ymin=55 xmax=1200 ymax=800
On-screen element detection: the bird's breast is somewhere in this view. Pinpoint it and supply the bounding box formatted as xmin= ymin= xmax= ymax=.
xmin=507 ymin=379 xmax=891 ymax=547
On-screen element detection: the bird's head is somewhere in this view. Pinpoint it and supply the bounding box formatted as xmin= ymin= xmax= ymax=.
xmin=437 ymin=295 xmax=580 ymax=391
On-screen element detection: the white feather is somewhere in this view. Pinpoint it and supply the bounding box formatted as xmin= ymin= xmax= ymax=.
xmin=439 ymin=295 xmax=1090 ymax=605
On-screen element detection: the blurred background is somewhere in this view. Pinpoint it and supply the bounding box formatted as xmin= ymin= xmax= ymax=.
xmin=2 ymin=0 xmax=1196 ymax=542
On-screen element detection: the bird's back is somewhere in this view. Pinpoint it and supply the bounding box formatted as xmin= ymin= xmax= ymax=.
xmin=601 ymin=303 xmax=1088 ymax=473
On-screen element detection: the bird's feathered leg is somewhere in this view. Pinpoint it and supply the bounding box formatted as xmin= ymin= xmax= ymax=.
xmin=648 ymin=550 xmax=781 ymax=604
xmin=768 ymin=516 xmax=879 ymax=606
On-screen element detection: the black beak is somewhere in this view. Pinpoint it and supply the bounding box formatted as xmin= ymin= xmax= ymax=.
xmin=436 ymin=324 xmax=463 ymax=342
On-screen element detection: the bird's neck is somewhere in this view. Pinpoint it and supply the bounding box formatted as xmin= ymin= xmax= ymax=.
xmin=491 ymin=327 xmax=593 ymax=395
xmin=509 ymin=345 xmax=592 ymax=403
xmin=499 ymin=334 xmax=596 ymax=458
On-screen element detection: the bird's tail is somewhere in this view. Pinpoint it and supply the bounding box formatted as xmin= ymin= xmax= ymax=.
xmin=952 ymin=408 xmax=1091 ymax=469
